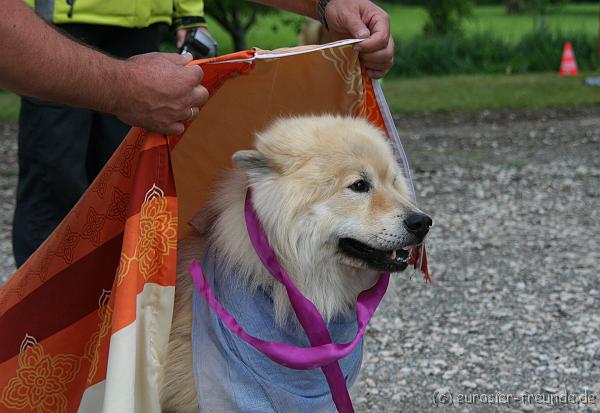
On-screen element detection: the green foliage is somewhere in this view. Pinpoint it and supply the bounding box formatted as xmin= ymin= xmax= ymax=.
xmin=507 ymin=0 xmax=569 ymax=31
xmin=393 ymin=32 xmax=510 ymax=76
xmin=382 ymin=0 xmax=475 ymax=34
xmin=0 ymin=91 xmax=20 ymax=120
xmin=422 ymin=0 xmax=474 ymax=34
xmin=523 ymin=0 xmax=568 ymax=16
xmin=391 ymin=30 xmax=598 ymax=76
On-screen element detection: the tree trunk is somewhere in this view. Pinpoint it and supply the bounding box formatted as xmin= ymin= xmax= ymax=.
xmin=506 ymin=0 xmax=520 ymax=15
xmin=230 ymin=6 xmax=248 ymax=51
xmin=232 ymin=27 xmax=247 ymax=51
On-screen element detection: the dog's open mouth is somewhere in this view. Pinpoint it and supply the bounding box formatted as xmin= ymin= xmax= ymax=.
xmin=338 ymin=238 xmax=410 ymax=272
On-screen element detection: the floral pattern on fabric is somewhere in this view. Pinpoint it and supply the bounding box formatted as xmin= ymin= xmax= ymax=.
xmin=0 ymin=340 xmax=80 ymax=413
xmin=320 ymin=46 xmax=363 ymax=116
xmin=117 ymin=184 xmax=177 ymax=285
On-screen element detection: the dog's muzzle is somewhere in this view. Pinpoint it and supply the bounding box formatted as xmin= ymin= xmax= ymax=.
xmin=338 ymin=238 xmax=411 ymax=272
xmin=403 ymin=212 xmax=432 ymax=244
xmin=338 ymin=213 xmax=432 ymax=272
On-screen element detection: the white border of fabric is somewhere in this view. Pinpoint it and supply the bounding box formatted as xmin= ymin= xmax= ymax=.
xmin=79 ymin=284 xmax=174 ymax=413
xmin=372 ymin=79 xmax=417 ymax=203
xmin=207 ymin=38 xmax=363 ymax=65
xmin=372 ymin=78 xmax=427 ymax=272
xmin=78 ymin=381 xmax=105 ymax=412
xmin=255 ymin=38 xmax=362 ymax=59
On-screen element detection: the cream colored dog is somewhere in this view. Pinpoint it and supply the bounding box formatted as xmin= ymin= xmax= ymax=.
xmin=159 ymin=115 xmax=432 ymax=412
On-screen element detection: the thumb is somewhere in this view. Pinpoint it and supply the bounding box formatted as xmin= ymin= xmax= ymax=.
xmin=176 ymin=30 xmax=187 ymax=48
xmin=162 ymin=52 xmax=194 ymax=65
xmin=343 ymin=13 xmax=370 ymax=39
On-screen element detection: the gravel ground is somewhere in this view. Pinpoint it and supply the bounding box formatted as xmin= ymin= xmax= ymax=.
xmin=1 ymin=108 xmax=599 ymax=412
xmin=0 ymin=121 xmax=16 ymax=281
xmin=355 ymin=107 xmax=600 ymax=413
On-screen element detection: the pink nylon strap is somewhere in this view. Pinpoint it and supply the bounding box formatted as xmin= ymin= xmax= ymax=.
xmin=188 ymin=188 xmax=390 ymax=412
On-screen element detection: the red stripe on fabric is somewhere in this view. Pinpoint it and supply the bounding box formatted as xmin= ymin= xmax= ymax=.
xmin=0 ymin=234 xmax=123 ymax=363
xmin=126 ymin=144 xmax=176 ymax=219
xmin=0 ymin=143 xmax=175 ymax=319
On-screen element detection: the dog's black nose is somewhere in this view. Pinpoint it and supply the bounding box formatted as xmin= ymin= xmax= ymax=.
xmin=403 ymin=212 xmax=432 ymax=239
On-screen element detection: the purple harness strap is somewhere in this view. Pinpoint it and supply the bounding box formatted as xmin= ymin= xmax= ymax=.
xmin=188 ymin=188 xmax=390 ymax=413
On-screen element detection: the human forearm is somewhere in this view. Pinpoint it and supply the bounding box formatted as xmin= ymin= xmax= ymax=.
xmin=0 ymin=0 xmax=127 ymax=113
xmin=1 ymin=0 xmax=208 ymax=134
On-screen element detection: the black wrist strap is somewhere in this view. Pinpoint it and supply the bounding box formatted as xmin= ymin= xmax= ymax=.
xmin=173 ymin=16 xmax=207 ymax=29
xmin=317 ymin=0 xmax=331 ymax=30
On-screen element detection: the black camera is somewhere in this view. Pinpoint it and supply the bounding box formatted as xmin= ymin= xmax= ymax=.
xmin=180 ymin=28 xmax=218 ymax=59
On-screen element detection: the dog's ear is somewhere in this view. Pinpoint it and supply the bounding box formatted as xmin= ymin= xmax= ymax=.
xmin=232 ymin=150 xmax=273 ymax=178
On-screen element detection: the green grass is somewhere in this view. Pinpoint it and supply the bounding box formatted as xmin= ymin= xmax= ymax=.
xmin=204 ymin=3 xmax=600 ymax=54
xmin=382 ymin=72 xmax=600 ymax=112
xmin=382 ymin=3 xmax=599 ymax=43
xmin=460 ymin=4 xmax=599 ymax=42
xmin=0 ymin=91 xmax=19 ymax=120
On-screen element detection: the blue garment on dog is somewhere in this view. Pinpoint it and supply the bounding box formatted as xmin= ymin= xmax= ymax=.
xmin=191 ymin=248 xmax=364 ymax=413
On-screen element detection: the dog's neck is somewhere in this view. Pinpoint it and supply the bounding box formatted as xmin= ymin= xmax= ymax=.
xmin=203 ymin=171 xmax=379 ymax=325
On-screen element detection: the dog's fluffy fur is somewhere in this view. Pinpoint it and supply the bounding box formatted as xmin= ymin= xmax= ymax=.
xmin=159 ymin=115 xmax=426 ymax=412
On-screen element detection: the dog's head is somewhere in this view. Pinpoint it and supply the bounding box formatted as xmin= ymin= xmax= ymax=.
xmin=233 ymin=115 xmax=431 ymax=274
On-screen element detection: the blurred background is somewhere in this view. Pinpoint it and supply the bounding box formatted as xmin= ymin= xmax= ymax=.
xmin=1 ymin=0 xmax=600 ymax=116
xmin=1 ymin=2 xmax=600 ymax=412
xmin=3 ymin=0 xmax=600 ymax=116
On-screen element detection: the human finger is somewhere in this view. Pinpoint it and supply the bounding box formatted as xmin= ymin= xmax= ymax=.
xmin=188 ymin=86 xmax=209 ymax=108
xmin=159 ymin=52 xmax=193 ymax=65
xmin=161 ymin=122 xmax=185 ymax=136
xmin=360 ymin=38 xmax=394 ymax=73
xmin=188 ymin=107 xmax=200 ymax=120
xmin=338 ymin=10 xmax=370 ymax=39
xmin=175 ymin=105 xmax=199 ymax=123
xmin=180 ymin=64 xmax=204 ymax=85
xmin=176 ymin=29 xmax=187 ymax=49
xmin=354 ymin=12 xmax=390 ymax=54
xmin=365 ymin=69 xmax=386 ymax=79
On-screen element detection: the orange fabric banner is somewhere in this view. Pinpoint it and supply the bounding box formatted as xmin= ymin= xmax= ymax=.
xmin=0 ymin=40 xmax=427 ymax=412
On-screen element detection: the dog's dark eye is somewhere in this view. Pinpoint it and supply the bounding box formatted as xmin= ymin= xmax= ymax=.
xmin=348 ymin=179 xmax=370 ymax=193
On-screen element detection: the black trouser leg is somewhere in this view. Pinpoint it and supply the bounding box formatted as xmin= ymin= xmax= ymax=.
xmin=12 ymin=24 xmax=103 ymax=267
xmin=12 ymin=24 xmax=161 ymax=267
xmin=13 ymin=98 xmax=93 ymax=266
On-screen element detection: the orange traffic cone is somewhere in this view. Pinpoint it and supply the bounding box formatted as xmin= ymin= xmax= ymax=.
xmin=559 ymin=42 xmax=579 ymax=76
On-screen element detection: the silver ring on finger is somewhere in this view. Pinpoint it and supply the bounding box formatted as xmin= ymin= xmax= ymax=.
xmin=185 ymin=107 xmax=199 ymax=121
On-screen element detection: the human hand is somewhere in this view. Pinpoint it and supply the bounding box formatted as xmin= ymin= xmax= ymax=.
xmin=324 ymin=0 xmax=393 ymax=79
xmin=176 ymin=29 xmax=187 ymax=49
xmin=112 ymin=52 xmax=208 ymax=135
